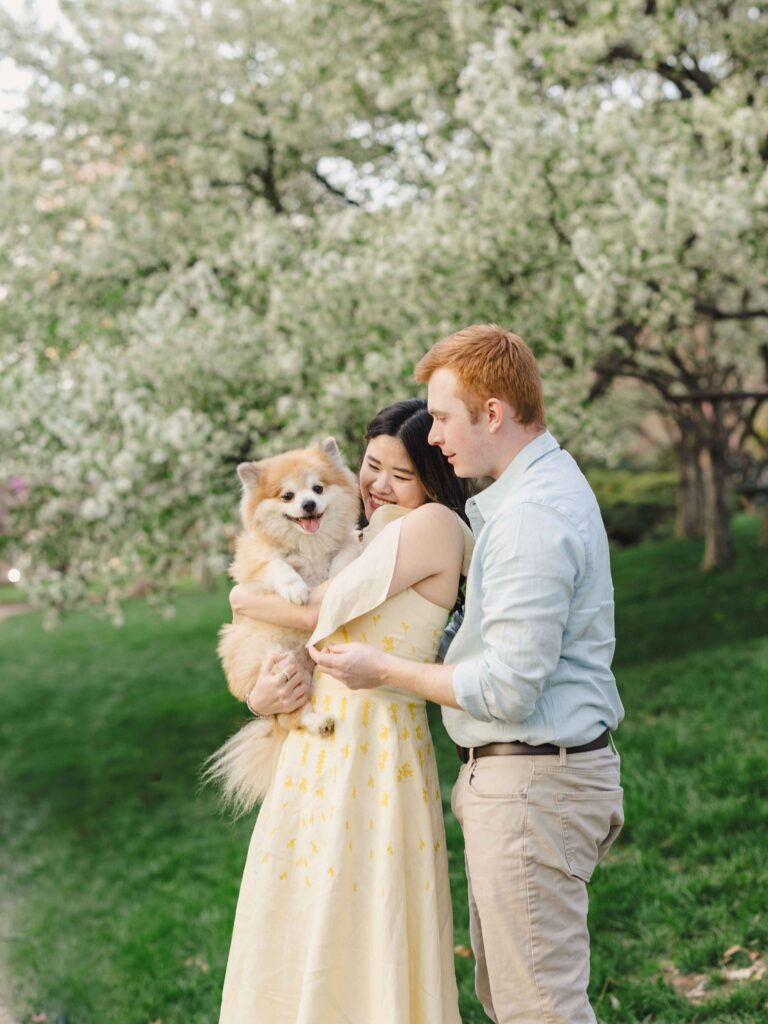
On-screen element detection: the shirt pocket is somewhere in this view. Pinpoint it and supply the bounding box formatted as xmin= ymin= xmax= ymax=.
xmin=556 ymin=788 xmax=624 ymax=882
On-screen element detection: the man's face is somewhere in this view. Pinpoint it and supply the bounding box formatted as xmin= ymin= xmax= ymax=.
xmin=426 ymin=367 xmax=492 ymax=478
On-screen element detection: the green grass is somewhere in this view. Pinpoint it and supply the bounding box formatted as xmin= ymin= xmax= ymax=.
xmin=1 ymin=516 xmax=767 ymax=1023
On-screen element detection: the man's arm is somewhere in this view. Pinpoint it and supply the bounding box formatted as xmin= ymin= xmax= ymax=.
xmin=308 ymin=643 xmax=461 ymax=708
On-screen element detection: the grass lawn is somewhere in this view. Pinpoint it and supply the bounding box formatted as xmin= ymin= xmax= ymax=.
xmin=1 ymin=515 xmax=767 ymax=1023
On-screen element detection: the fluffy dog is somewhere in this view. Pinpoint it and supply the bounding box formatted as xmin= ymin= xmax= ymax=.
xmin=205 ymin=437 xmax=360 ymax=814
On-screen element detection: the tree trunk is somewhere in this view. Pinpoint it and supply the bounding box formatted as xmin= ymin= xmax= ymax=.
xmin=674 ymin=436 xmax=705 ymax=538
xmin=700 ymin=442 xmax=733 ymax=570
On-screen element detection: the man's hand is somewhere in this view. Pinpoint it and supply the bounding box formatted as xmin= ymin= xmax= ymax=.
xmin=308 ymin=642 xmax=388 ymax=690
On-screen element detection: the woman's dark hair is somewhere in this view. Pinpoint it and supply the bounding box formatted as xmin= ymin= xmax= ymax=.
xmin=362 ymin=399 xmax=472 ymax=525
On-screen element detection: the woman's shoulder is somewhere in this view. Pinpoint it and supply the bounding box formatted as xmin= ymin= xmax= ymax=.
xmin=407 ymin=502 xmax=464 ymax=530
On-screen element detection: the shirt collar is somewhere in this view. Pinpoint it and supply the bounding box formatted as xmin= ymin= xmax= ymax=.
xmin=467 ymin=430 xmax=560 ymax=525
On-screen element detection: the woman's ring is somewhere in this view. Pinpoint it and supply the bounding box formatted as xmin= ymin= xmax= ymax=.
xmin=282 ymin=670 xmax=291 ymax=683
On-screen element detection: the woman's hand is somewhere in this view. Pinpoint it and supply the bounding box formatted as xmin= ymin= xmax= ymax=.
xmin=246 ymin=652 xmax=309 ymax=715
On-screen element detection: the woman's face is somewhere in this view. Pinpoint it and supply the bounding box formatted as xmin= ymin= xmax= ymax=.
xmin=359 ymin=434 xmax=428 ymax=521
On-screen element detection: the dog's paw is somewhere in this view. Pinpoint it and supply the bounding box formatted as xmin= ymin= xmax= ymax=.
xmin=277 ymin=578 xmax=311 ymax=605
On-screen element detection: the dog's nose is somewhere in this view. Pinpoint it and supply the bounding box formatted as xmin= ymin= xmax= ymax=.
xmin=302 ymin=499 xmax=317 ymax=514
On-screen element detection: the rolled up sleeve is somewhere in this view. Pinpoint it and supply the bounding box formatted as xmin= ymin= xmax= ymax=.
xmin=452 ymin=502 xmax=583 ymax=724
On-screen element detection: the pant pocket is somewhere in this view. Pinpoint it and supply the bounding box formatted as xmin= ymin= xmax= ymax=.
xmin=557 ymin=788 xmax=624 ymax=882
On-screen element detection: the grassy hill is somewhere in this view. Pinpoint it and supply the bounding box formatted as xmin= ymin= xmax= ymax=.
xmin=1 ymin=516 xmax=766 ymax=1023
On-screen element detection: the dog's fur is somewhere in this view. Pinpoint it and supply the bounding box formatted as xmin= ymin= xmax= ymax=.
xmin=204 ymin=437 xmax=360 ymax=815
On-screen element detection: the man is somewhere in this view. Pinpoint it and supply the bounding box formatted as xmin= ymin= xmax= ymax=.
xmin=310 ymin=324 xmax=624 ymax=1024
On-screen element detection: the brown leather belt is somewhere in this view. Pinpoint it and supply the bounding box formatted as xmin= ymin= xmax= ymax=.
xmin=456 ymin=730 xmax=610 ymax=764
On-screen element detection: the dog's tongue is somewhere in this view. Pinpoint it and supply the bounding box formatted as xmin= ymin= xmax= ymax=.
xmin=300 ymin=516 xmax=321 ymax=533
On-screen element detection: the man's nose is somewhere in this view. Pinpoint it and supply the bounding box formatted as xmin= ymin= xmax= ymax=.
xmin=428 ymin=423 xmax=441 ymax=446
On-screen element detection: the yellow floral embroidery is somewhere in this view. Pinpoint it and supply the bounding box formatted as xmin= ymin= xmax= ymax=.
xmin=402 ymin=621 xmax=410 ymax=633
xmin=372 ymin=614 xmax=381 ymax=624
xmin=360 ymin=632 xmax=368 ymax=643
xmin=378 ymin=751 xmax=389 ymax=770
xmin=400 ymin=727 xmax=410 ymax=741
xmin=299 ymin=777 xmax=309 ymax=792
xmin=367 ymin=774 xmax=375 ymax=788
xmin=369 ymin=818 xmax=374 ymax=830
xmin=340 ymin=696 xmax=347 ymax=722
xmin=262 ymin=853 xmax=270 ymax=863
xmin=287 ymin=838 xmax=296 ymax=849
xmin=305 ymin=878 xmax=311 ymax=888
xmin=311 ymin=841 xmax=319 ymax=854
xmin=348 ymin=840 xmax=353 ymax=852
xmin=380 ymin=791 xmax=390 ymax=807
xmin=323 ymin=694 xmax=332 ymax=713
xmin=387 ymin=844 xmax=394 ymax=856
xmin=419 ymin=838 xmax=426 ymax=850
xmin=415 ymin=725 xmax=424 ymax=741
xmin=300 ymin=740 xmax=310 ymax=767
xmin=284 ymin=776 xmax=294 ymax=789
xmin=362 ymin=700 xmax=370 ymax=727
xmin=434 ymin=840 xmax=441 ymax=851
xmin=328 ymin=866 xmax=335 ymax=877
xmin=315 ymin=785 xmax=325 ymax=798
xmin=353 ymin=881 xmax=358 ymax=893
xmin=341 ymin=626 xmax=351 ymax=643
xmin=422 ymin=787 xmax=429 ymax=803
xmin=397 ymin=762 xmax=414 ymax=782
xmin=417 ymin=748 xmax=424 ymax=767
xmin=359 ymin=741 xmax=369 ymax=754
xmin=411 ymin=644 xmax=417 ymax=655
xmin=352 ymin=785 xmax=357 ymax=799
xmin=382 ymin=636 xmax=394 ymax=652
xmin=340 ymin=743 xmax=351 ymax=758
xmin=388 ymin=702 xmax=399 ymax=721
xmin=408 ymin=704 xmax=417 ymax=722
xmin=279 ymin=871 xmax=288 ymax=881
xmin=434 ymin=787 xmax=440 ymax=801
xmin=379 ymin=724 xmax=390 ymax=740
xmin=316 ymin=748 xmax=326 ymax=775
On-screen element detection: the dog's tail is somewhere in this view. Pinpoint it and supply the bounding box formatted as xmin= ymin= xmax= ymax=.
xmin=202 ymin=717 xmax=286 ymax=818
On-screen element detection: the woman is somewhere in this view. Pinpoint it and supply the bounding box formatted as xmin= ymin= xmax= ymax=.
xmin=218 ymin=400 xmax=473 ymax=1024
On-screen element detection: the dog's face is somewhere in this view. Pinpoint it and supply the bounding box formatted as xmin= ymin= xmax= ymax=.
xmin=237 ymin=438 xmax=359 ymax=544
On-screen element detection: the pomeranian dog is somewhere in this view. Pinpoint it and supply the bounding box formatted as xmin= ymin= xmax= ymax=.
xmin=204 ymin=437 xmax=360 ymax=814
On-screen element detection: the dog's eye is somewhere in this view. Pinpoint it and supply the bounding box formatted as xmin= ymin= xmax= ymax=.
xmin=281 ymin=492 xmax=294 ymax=502
xmin=312 ymin=484 xmax=324 ymax=494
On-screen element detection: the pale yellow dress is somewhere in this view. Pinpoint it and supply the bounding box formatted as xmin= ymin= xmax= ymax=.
xmin=219 ymin=505 xmax=473 ymax=1024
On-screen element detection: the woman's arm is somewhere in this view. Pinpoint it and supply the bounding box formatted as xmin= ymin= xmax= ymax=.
xmin=375 ymin=503 xmax=464 ymax=608
xmin=230 ymin=580 xmax=331 ymax=630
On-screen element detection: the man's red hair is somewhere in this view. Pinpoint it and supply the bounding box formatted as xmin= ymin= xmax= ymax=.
xmin=415 ymin=324 xmax=546 ymax=427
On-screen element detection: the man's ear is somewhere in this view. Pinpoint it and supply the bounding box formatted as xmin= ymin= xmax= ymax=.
xmin=320 ymin=436 xmax=346 ymax=467
xmin=486 ymin=398 xmax=505 ymax=435
xmin=237 ymin=462 xmax=262 ymax=489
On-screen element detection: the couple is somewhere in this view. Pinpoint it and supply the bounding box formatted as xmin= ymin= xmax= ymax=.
xmin=218 ymin=324 xmax=625 ymax=1024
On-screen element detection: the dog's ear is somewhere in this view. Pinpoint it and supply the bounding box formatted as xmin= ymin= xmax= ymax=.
xmin=320 ymin=436 xmax=345 ymax=467
xmin=237 ymin=462 xmax=261 ymax=489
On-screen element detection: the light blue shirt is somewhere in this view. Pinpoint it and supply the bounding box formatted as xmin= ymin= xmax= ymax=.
xmin=442 ymin=431 xmax=624 ymax=748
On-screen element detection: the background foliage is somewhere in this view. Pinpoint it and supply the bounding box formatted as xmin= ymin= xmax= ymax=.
xmin=1 ymin=0 xmax=766 ymax=606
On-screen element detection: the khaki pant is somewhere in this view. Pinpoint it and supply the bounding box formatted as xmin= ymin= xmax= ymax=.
xmin=451 ymin=746 xmax=623 ymax=1024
